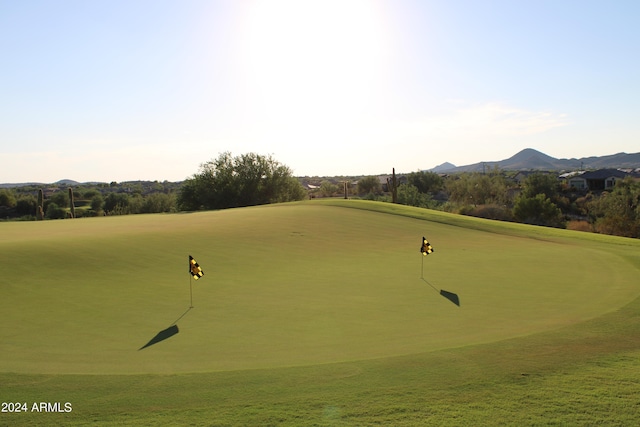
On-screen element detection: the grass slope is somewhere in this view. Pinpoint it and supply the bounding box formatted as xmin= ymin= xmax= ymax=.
xmin=2 ymin=200 xmax=640 ymax=425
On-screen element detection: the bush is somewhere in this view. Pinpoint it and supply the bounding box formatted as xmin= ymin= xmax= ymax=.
xmin=45 ymin=203 xmax=66 ymax=219
xmin=567 ymin=220 xmax=592 ymax=232
xmin=461 ymin=204 xmax=514 ymax=221
xmin=357 ymin=176 xmax=382 ymax=196
xmin=513 ymin=194 xmax=565 ymax=228
xmin=397 ymin=184 xmax=435 ymax=208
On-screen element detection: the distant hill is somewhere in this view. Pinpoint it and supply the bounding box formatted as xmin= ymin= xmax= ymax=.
xmin=0 ymin=179 xmax=84 ymax=189
xmin=0 ymin=179 xmax=180 ymax=189
xmin=55 ymin=179 xmax=81 ymax=186
xmin=430 ymin=148 xmax=640 ymax=173
xmin=430 ymin=162 xmax=456 ymax=173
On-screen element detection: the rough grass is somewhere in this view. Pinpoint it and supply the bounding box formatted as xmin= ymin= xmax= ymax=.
xmin=2 ymin=199 xmax=640 ymax=425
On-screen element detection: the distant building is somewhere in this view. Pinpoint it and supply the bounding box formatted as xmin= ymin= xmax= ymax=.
xmin=567 ymin=169 xmax=630 ymax=191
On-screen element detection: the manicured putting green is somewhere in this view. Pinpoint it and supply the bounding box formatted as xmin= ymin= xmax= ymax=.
xmin=1 ymin=201 xmax=638 ymax=374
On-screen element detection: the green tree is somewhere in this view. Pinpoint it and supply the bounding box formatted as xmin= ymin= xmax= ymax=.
xmin=90 ymin=194 xmax=104 ymax=213
xmin=407 ymin=171 xmax=443 ymax=194
xmin=83 ymin=189 xmax=101 ymax=200
xmin=356 ymin=176 xmax=382 ymax=196
xmin=104 ymin=193 xmax=131 ymax=215
xmin=15 ymin=195 xmax=37 ymax=216
xmin=520 ymin=172 xmax=560 ymax=200
xmin=48 ymin=191 xmax=69 ymax=208
xmin=397 ymin=184 xmax=433 ymax=208
xmin=45 ymin=202 xmax=66 ymax=219
xmin=129 ymin=194 xmax=144 ymax=214
xmin=276 ymin=176 xmax=308 ymax=202
xmin=142 ymin=193 xmax=176 ymax=213
xmin=513 ymin=193 xmax=565 ymax=228
xmin=587 ymin=177 xmax=640 ymax=237
xmin=177 ymin=152 xmax=306 ymax=210
xmin=319 ymin=181 xmax=339 ymax=197
xmin=445 ymin=172 xmax=508 ymax=206
xmin=0 ymin=189 xmax=17 ymax=208
xmin=177 ymin=179 xmax=203 ymax=210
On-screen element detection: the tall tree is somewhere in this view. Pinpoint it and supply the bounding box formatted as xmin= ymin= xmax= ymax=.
xmin=407 ymin=171 xmax=443 ymax=194
xmin=0 ymin=190 xmax=17 ymax=208
xmin=446 ymin=172 xmax=508 ymax=206
xmin=587 ymin=177 xmax=640 ymax=237
xmin=397 ymin=184 xmax=432 ymax=208
xmin=177 ymin=152 xmax=306 ymax=211
xmin=520 ymin=172 xmax=560 ymax=200
xmin=356 ymin=176 xmax=382 ymax=196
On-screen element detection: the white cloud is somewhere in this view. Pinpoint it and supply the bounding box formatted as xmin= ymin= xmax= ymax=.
xmin=383 ymin=102 xmax=569 ymax=141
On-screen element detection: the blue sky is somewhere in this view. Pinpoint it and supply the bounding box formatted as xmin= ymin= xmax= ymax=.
xmin=1 ymin=0 xmax=639 ymax=183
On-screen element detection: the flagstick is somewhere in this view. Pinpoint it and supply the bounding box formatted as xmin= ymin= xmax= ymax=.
xmin=421 ymin=255 xmax=424 ymax=279
xmin=189 ymin=275 xmax=194 ymax=308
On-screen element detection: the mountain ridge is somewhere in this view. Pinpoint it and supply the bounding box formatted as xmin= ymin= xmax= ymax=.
xmin=430 ymin=148 xmax=640 ymax=173
xmin=2 ymin=149 xmax=639 ymax=187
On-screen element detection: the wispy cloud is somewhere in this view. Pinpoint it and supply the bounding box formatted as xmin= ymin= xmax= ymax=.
xmin=386 ymin=102 xmax=570 ymax=141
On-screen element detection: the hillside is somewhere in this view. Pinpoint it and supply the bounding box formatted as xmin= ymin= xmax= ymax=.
xmin=432 ymin=148 xmax=640 ymax=172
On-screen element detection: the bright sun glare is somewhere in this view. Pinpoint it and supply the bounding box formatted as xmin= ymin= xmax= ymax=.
xmin=236 ymin=0 xmax=391 ymax=142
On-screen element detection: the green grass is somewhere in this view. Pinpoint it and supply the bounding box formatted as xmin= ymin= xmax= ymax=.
xmin=2 ymin=199 xmax=640 ymax=425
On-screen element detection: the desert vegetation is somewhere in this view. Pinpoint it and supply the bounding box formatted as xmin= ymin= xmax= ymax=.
xmin=1 ymin=154 xmax=639 ymax=238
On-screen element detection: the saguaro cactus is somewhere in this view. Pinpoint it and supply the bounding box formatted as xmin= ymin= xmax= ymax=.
xmin=36 ymin=189 xmax=44 ymax=220
xmin=387 ymin=168 xmax=398 ymax=203
xmin=68 ymin=187 xmax=76 ymax=218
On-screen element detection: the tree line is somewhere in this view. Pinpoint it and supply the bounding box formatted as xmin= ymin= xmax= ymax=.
xmin=0 ymin=181 xmax=180 ymax=220
xmin=0 ymin=153 xmax=306 ymax=220
xmin=1 ymin=152 xmax=638 ymax=239
xmin=338 ymin=168 xmax=639 ymax=238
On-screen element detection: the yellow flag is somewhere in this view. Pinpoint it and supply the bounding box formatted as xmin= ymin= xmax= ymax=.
xmin=420 ymin=237 xmax=434 ymax=256
xmin=189 ymin=255 xmax=204 ymax=280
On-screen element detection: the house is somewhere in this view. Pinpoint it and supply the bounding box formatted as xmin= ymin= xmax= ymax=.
xmin=567 ymin=169 xmax=630 ymax=191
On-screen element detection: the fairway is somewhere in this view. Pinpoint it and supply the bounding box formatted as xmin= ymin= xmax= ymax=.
xmin=1 ymin=200 xmax=639 ymax=375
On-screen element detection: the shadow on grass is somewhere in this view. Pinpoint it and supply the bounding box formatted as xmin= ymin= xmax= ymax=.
xmin=139 ymin=307 xmax=193 ymax=350
xmin=421 ymin=278 xmax=460 ymax=307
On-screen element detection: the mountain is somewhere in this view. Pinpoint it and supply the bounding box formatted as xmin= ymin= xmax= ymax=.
xmin=55 ymin=179 xmax=80 ymax=186
xmin=569 ymin=152 xmax=640 ymax=169
xmin=430 ymin=162 xmax=456 ymax=173
xmin=0 ymin=179 xmax=83 ymax=189
xmin=430 ymin=148 xmax=640 ymax=173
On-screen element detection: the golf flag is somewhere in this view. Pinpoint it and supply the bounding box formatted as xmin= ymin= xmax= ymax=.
xmin=189 ymin=255 xmax=204 ymax=280
xmin=420 ymin=237 xmax=434 ymax=256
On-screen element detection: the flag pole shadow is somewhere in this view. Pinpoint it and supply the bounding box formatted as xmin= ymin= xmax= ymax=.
xmin=172 ymin=306 xmax=193 ymax=324
xmin=421 ymin=278 xmax=460 ymax=307
xmin=138 ymin=306 xmax=194 ymax=350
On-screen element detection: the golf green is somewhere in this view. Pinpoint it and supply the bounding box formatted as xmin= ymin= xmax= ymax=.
xmin=1 ymin=200 xmax=638 ymax=375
